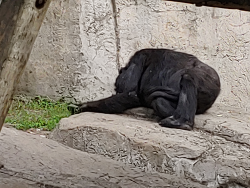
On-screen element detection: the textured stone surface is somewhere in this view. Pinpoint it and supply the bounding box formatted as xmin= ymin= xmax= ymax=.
xmin=0 ymin=127 xmax=205 ymax=188
xmin=17 ymin=0 xmax=118 ymax=103
xmin=50 ymin=104 xmax=250 ymax=187
xmin=16 ymin=0 xmax=250 ymax=111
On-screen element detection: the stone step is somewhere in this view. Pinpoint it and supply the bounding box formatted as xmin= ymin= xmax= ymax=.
xmin=50 ymin=104 xmax=250 ymax=188
xmin=0 ymin=127 xmax=205 ymax=188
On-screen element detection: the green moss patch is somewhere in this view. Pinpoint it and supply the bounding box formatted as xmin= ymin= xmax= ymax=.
xmin=5 ymin=96 xmax=71 ymax=131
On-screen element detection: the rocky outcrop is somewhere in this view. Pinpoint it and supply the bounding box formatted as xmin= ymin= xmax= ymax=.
xmin=0 ymin=126 xmax=206 ymax=188
xmin=50 ymin=104 xmax=250 ymax=187
xmin=1 ymin=103 xmax=249 ymax=187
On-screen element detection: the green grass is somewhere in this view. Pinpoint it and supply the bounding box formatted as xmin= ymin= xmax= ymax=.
xmin=5 ymin=96 xmax=71 ymax=131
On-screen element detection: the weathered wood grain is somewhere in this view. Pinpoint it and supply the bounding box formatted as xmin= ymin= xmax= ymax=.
xmin=0 ymin=0 xmax=51 ymax=130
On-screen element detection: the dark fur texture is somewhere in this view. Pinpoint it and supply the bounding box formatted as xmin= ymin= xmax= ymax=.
xmin=71 ymin=49 xmax=220 ymax=130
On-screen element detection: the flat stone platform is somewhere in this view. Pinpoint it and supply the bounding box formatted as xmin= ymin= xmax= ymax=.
xmin=0 ymin=127 xmax=205 ymax=188
xmin=50 ymin=104 xmax=250 ymax=187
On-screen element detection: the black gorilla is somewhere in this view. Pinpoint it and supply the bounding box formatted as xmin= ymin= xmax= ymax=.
xmin=70 ymin=49 xmax=220 ymax=130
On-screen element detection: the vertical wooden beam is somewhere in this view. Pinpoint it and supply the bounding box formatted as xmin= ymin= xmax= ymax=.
xmin=165 ymin=0 xmax=250 ymax=11
xmin=0 ymin=0 xmax=51 ymax=131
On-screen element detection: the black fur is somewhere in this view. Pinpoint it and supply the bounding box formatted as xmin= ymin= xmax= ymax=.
xmin=71 ymin=49 xmax=220 ymax=130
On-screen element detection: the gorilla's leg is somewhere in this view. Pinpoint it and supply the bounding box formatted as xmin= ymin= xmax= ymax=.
xmin=159 ymin=74 xmax=197 ymax=131
xmin=69 ymin=92 xmax=141 ymax=114
xmin=151 ymin=97 xmax=176 ymax=118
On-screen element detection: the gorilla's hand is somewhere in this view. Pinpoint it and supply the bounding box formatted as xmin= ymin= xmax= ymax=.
xmin=67 ymin=104 xmax=80 ymax=115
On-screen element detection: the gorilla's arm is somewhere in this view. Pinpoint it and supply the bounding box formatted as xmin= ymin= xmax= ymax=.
xmin=73 ymin=92 xmax=141 ymax=114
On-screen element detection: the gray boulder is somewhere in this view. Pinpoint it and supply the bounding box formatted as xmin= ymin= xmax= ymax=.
xmin=50 ymin=104 xmax=250 ymax=187
xmin=0 ymin=127 xmax=205 ymax=188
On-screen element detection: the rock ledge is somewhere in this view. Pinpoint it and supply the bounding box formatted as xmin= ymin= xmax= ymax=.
xmin=50 ymin=104 xmax=250 ymax=187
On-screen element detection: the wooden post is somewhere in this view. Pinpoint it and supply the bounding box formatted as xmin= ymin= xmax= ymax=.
xmin=0 ymin=0 xmax=51 ymax=131
xmin=166 ymin=0 xmax=250 ymax=11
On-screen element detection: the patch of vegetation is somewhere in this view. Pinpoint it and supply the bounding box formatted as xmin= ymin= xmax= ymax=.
xmin=5 ymin=96 xmax=71 ymax=131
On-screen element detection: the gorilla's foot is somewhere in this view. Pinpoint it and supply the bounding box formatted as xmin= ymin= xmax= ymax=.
xmin=159 ymin=116 xmax=193 ymax=131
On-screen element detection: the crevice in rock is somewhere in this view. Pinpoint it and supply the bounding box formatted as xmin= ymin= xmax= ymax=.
xmin=0 ymin=168 xmax=61 ymax=188
xmin=218 ymin=179 xmax=249 ymax=188
xmin=196 ymin=119 xmax=250 ymax=147
xmin=110 ymin=0 xmax=121 ymax=71
xmin=0 ymin=167 xmax=120 ymax=188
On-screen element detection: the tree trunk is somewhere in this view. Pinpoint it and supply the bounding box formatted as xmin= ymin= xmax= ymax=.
xmin=0 ymin=0 xmax=51 ymax=131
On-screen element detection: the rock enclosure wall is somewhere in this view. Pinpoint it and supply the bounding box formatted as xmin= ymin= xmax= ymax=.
xmin=49 ymin=104 xmax=250 ymax=187
xmin=17 ymin=0 xmax=118 ymax=103
xmin=17 ymin=0 xmax=250 ymax=110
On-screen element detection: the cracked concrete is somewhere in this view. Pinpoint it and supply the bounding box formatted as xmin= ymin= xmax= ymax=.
xmin=50 ymin=104 xmax=250 ymax=187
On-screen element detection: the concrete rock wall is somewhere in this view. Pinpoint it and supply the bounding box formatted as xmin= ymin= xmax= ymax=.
xmin=17 ymin=0 xmax=118 ymax=103
xmin=17 ymin=0 xmax=250 ymax=110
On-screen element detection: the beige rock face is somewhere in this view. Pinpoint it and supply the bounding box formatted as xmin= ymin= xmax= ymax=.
xmin=17 ymin=0 xmax=250 ymax=110
xmin=17 ymin=0 xmax=118 ymax=103
xmin=50 ymin=104 xmax=250 ymax=187
xmin=0 ymin=127 xmax=206 ymax=188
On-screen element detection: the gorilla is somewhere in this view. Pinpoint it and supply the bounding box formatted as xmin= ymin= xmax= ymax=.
xmin=69 ymin=49 xmax=220 ymax=130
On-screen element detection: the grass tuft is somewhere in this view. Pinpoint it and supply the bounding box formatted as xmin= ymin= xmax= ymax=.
xmin=5 ymin=96 xmax=71 ymax=131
